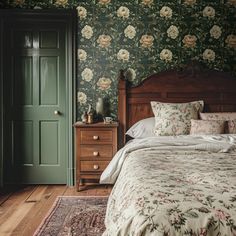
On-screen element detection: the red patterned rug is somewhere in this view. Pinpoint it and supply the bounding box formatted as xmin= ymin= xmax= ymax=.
xmin=34 ymin=196 xmax=108 ymax=236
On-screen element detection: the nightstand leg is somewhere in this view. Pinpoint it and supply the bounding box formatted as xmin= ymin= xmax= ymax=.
xmin=80 ymin=178 xmax=84 ymax=186
xmin=77 ymin=178 xmax=85 ymax=191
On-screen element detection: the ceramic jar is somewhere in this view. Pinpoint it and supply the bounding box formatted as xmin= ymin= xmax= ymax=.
xmin=96 ymin=98 xmax=104 ymax=117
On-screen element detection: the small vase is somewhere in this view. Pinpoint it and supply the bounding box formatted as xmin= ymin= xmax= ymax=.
xmin=96 ymin=98 xmax=104 ymax=116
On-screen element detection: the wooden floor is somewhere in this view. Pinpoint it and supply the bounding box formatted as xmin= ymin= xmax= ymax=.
xmin=0 ymin=184 xmax=112 ymax=236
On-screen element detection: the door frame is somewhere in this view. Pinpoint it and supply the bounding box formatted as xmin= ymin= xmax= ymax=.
xmin=0 ymin=9 xmax=77 ymax=186
xmin=0 ymin=14 xmax=3 ymax=187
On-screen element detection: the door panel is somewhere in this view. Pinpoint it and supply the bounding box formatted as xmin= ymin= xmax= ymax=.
xmin=4 ymin=21 xmax=67 ymax=184
xmin=40 ymin=56 xmax=58 ymax=105
xmin=14 ymin=56 xmax=33 ymax=106
xmin=15 ymin=31 xmax=33 ymax=49
xmin=13 ymin=120 xmax=33 ymax=166
xmin=40 ymin=31 xmax=58 ymax=49
xmin=40 ymin=121 xmax=59 ymax=165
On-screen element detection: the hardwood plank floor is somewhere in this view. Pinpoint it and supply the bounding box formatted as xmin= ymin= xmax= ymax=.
xmin=0 ymin=184 xmax=112 ymax=236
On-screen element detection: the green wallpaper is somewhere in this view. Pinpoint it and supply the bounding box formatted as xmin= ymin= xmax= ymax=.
xmin=1 ymin=0 xmax=236 ymax=119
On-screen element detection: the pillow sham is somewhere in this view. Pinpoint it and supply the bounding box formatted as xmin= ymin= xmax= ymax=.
xmin=190 ymin=119 xmax=225 ymax=135
xmin=227 ymin=120 xmax=236 ymax=134
xmin=200 ymin=112 xmax=236 ymax=134
xmin=151 ymin=100 xmax=204 ymax=136
xmin=125 ymin=117 xmax=155 ymax=139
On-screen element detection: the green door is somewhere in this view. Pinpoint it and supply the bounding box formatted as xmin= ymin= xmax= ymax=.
xmin=3 ymin=20 xmax=68 ymax=184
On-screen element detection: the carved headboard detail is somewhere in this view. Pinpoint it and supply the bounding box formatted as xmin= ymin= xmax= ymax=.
xmin=118 ymin=62 xmax=236 ymax=147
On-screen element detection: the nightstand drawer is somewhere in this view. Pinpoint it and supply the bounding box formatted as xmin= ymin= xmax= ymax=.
xmin=80 ymin=130 xmax=113 ymax=144
xmin=80 ymin=145 xmax=113 ymax=159
xmin=80 ymin=161 xmax=109 ymax=172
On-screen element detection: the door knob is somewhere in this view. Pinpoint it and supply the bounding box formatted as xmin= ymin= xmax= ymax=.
xmin=54 ymin=110 xmax=60 ymax=115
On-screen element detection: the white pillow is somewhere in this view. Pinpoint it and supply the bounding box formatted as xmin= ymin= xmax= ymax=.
xmin=125 ymin=117 xmax=155 ymax=139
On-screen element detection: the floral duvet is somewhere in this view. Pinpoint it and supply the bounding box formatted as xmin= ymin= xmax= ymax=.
xmin=101 ymin=135 xmax=236 ymax=236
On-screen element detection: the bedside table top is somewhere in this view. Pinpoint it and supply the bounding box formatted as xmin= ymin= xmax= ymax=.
xmin=74 ymin=121 xmax=118 ymax=128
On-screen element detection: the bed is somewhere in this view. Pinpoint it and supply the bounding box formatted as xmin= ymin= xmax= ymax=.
xmin=100 ymin=62 xmax=236 ymax=236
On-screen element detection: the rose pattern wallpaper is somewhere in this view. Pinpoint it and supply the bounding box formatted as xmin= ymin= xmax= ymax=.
xmin=1 ymin=0 xmax=236 ymax=119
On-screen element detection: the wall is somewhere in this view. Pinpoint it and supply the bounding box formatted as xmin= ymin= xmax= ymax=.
xmin=1 ymin=0 xmax=236 ymax=119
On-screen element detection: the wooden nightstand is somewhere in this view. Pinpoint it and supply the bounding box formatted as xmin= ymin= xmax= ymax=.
xmin=74 ymin=122 xmax=118 ymax=190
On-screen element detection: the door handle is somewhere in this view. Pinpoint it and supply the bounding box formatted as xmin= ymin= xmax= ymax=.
xmin=54 ymin=110 xmax=60 ymax=115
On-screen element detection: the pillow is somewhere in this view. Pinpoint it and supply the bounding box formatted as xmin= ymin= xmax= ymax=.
xmin=200 ymin=112 xmax=236 ymax=134
xmin=190 ymin=119 xmax=225 ymax=135
xmin=125 ymin=117 xmax=155 ymax=139
xmin=151 ymin=100 xmax=204 ymax=136
xmin=227 ymin=120 xmax=236 ymax=134
xmin=200 ymin=112 xmax=236 ymax=120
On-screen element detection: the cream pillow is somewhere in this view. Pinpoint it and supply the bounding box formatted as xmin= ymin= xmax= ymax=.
xmin=190 ymin=119 xmax=225 ymax=135
xmin=151 ymin=101 xmax=204 ymax=136
xmin=200 ymin=112 xmax=236 ymax=134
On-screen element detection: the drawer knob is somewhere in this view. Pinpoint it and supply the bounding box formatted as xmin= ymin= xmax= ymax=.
xmin=93 ymin=164 xmax=99 ymax=170
xmin=93 ymin=135 xmax=99 ymax=140
xmin=93 ymin=151 xmax=99 ymax=156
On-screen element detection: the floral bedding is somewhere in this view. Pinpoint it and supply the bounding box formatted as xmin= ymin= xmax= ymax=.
xmin=102 ymin=136 xmax=236 ymax=236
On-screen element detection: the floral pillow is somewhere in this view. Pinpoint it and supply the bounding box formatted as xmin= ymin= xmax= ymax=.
xmin=227 ymin=120 xmax=236 ymax=134
xmin=200 ymin=112 xmax=236 ymax=134
xmin=151 ymin=101 xmax=204 ymax=136
xmin=190 ymin=119 xmax=225 ymax=135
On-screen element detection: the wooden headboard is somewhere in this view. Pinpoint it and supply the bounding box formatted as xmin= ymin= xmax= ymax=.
xmin=118 ymin=62 xmax=236 ymax=147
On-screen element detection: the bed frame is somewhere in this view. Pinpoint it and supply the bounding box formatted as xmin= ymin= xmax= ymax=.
xmin=118 ymin=61 xmax=236 ymax=147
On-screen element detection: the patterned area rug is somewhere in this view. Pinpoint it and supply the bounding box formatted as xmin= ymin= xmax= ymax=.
xmin=34 ymin=196 xmax=108 ymax=236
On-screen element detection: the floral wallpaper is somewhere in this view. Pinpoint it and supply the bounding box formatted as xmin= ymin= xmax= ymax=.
xmin=1 ymin=0 xmax=236 ymax=119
